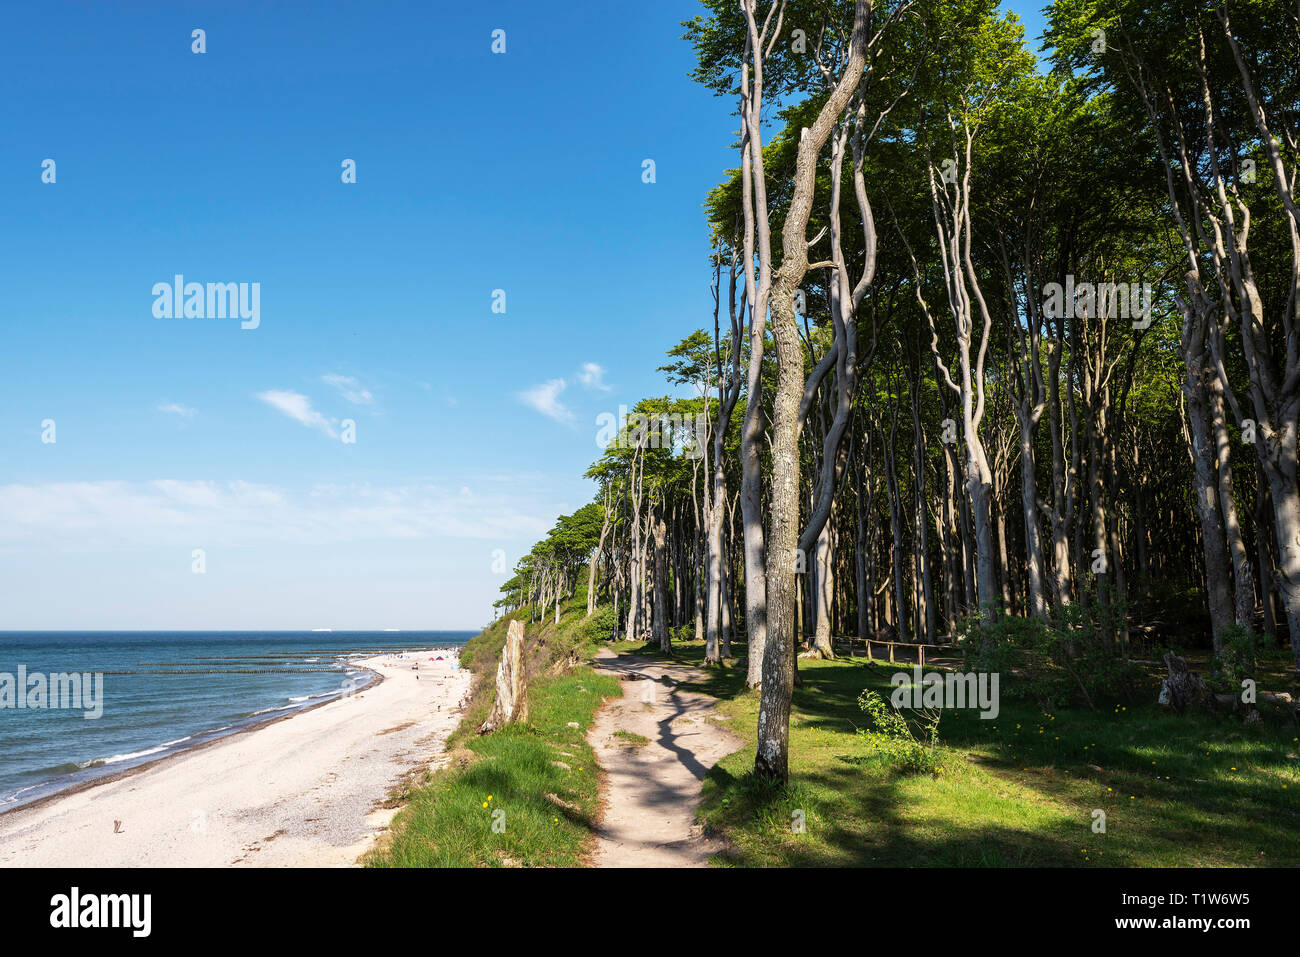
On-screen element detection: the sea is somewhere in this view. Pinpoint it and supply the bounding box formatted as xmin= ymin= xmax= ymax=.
xmin=0 ymin=630 xmax=475 ymax=813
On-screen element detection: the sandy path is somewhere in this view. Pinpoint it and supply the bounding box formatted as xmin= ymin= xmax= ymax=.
xmin=588 ymin=648 xmax=741 ymax=867
xmin=0 ymin=652 xmax=471 ymax=867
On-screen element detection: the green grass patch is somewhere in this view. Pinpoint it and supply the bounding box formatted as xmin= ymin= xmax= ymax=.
xmin=367 ymin=667 xmax=619 ymax=867
xmin=367 ymin=584 xmax=626 ymax=867
xmin=612 ymin=729 xmax=650 ymax=747
xmin=673 ymin=642 xmax=1300 ymax=867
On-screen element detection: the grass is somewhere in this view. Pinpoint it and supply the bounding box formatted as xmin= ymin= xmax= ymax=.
xmin=648 ymin=640 xmax=1300 ymax=867
xmin=366 ymin=667 xmax=618 ymax=867
xmin=612 ymin=729 xmax=650 ymax=747
xmin=367 ymin=585 xmax=621 ymax=867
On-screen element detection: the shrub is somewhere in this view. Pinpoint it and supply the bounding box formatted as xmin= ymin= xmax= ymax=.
xmin=581 ymin=604 xmax=619 ymax=642
xmin=855 ymin=690 xmax=941 ymax=774
xmin=957 ymin=601 xmax=1147 ymax=710
xmin=1209 ymin=624 xmax=1257 ymax=694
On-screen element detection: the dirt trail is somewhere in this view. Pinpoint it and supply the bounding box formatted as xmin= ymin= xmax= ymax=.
xmin=587 ymin=647 xmax=741 ymax=867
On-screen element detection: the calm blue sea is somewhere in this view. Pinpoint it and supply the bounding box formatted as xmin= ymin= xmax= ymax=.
xmin=0 ymin=631 xmax=475 ymax=812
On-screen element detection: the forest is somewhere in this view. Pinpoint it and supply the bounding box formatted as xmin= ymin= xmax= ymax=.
xmin=494 ymin=0 xmax=1300 ymax=784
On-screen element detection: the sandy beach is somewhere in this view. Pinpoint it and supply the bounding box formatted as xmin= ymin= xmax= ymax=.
xmin=0 ymin=650 xmax=470 ymax=867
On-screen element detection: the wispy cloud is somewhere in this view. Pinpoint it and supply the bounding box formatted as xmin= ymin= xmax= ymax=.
xmin=0 ymin=480 xmax=551 ymax=546
xmin=518 ymin=378 xmax=573 ymax=423
xmin=321 ymin=373 xmax=374 ymax=406
xmin=577 ymin=362 xmax=611 ymax=391
xmin=256 ymin=389 xmax=337 ymax=438
xmin=156 ymin=402 xmax=197 ymax=419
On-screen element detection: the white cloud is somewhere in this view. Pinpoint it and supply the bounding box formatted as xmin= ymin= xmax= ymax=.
xmin=518 ymin=378 xmax=573 ymax=423
xmin=157 ymin=402 xmax=197 ymax=418
xmin=577 ymin=362 xmax=611 ymax=391
xmin=256 ymin=389 xmax=337 ymax=438
xmin=0 ymin=480 xmax=551 ymax=547
xmin=322 ymin=373 xmax=374 ymax=406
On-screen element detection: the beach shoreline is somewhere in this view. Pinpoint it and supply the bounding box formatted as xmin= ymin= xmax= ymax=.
xmin=0 ymin=665 xmax=386 ymax=819
xmin=0 ymin=648 xmax=470 ymax=867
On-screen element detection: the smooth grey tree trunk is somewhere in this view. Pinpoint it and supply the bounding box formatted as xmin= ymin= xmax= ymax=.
xmin=1185 ymin=333 xmax=1236 ymax=652
xmin=651 ymin=504 xmax=671 ymax=653
xmin=755 ymin=0 xmax=870 ymax=782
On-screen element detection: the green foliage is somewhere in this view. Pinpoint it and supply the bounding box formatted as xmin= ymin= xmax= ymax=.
xmin=856 ymin=689 xmax=942 ymax=774
xmin=581 ymin=603 xmax=619 ymax=643
xmin=1210 ymin=625 xmax=1258 ymax=694
xmin=959 ymin=612 xmax=1049 ymax=678
xmin=498 ymin=506 xmax=606 ymax=615
xmin=959 ymin=603 xmax=1148 ymax=710
xmin=459 ymin=617 xmax=508 ymax=676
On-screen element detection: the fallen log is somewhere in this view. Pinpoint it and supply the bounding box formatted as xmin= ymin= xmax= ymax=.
xmin=1211 ymin=691 xmax=1300 ymax=715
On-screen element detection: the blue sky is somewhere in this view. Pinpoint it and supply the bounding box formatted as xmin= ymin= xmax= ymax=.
xmin=0 ymin=1 xmax=1049 ymax=630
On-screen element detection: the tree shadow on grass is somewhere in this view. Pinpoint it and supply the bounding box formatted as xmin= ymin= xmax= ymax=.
xmin=702 ymin=761 xmax=1084 ymax=866
xmin=698 ymin=659 xmax=1300 ymax=866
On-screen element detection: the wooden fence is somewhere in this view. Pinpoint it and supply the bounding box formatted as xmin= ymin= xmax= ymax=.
xmin=833 ymin=636 xmax=962 ymax=667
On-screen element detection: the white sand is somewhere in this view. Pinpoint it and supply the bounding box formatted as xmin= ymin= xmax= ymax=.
xmin=0 ymin=651 xmax=471 ymax=867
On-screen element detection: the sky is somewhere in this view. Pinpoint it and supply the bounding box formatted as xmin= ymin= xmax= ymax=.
xmin=0 ymin=1 xmax=1050 ymax=631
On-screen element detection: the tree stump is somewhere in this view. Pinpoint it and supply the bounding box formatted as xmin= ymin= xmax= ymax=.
xmin=480 ymin=619 xmax=529 ymax=733
xmin=1158 ymin=653 xmax=1212 ymax=714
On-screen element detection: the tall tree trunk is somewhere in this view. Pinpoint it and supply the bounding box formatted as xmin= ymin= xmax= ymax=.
xmin=811 ymin=520 xmax=835 ymax=656
xmin=886 ymin=394 xmax=911 ymax=643
xmin=1255 ymin=460 xmax=1279 ymax=641
xmin=1046 ymin=339 xmax=1075 ymax=606
xmin=754 ymin=0 xmax=870 ymax=783
xmin=652 ymin=503 xmax=671 ymax=653
xmin=624 ymin=448 xmax=645 ymax=642
xmin=1184 ymin=329 xmax=1235 ymax=653
xmin=910 ymin=369 xmax=935 ymax=641
xmin=1209 ymin=381 xmax=1254 ymax=627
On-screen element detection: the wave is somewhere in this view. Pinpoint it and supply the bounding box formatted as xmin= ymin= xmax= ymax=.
xmin=0 ymin=783 xmax=47 ymax=806
xmin=78 ymin=733 xmax=198 ymax=768
xmin=287 ymin=690 xmax=335 ymax=703
xmin=245 ymin=702 xmax=303 ymax=718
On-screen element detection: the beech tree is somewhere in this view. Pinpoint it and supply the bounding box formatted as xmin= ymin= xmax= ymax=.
xmin=499 ymin=0 xmax=1297 ymax=797
xmin=1050 ymin=0 xmax=1300 ymax=666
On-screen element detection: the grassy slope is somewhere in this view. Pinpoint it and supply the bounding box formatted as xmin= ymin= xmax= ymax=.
xmin=637 ymin=640 xmax=1300 ymax=867
xmin=366 ymin=593 xmax=619 ymax=867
